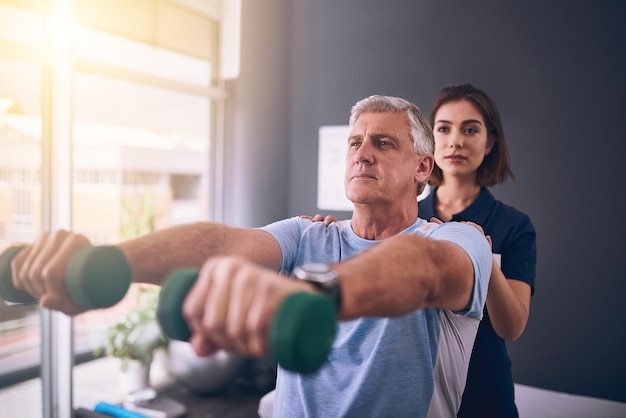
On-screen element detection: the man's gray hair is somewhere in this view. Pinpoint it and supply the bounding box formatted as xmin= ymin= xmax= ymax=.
xmin=349 ymin=95 xmax=434 ymax=195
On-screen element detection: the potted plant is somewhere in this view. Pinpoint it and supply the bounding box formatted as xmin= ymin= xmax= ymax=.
xmin=95 ymin=284 xmax=168 ymax=393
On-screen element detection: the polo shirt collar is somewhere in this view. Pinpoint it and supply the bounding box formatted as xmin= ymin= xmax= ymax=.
xmin=449 ymin=187 xmax=495 ymax=225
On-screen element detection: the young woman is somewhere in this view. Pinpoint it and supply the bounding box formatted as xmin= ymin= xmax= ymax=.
xmin=420 ymin=83 xmax=536 ymax=418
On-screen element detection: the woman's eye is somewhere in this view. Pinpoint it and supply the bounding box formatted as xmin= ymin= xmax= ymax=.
xmin=436 ymin=126 xmax=449 ymax=133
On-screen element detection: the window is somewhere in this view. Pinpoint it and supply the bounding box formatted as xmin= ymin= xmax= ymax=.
xmin=0 ymin=0 xmax=238 ymax=416
xmin=0 ymin=53 xmax=43 ymax=399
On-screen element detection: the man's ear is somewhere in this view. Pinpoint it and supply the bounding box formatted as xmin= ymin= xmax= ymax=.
xmin=415 ymin=154 xmax=434 ymax=183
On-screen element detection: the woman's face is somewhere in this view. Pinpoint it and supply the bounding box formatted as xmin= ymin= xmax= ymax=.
xmin=432 ymin=99 xmax=493 ymax=182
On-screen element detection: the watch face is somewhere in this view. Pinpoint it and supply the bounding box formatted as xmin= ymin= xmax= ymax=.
xmin=293 ymin=264 xmax=342 ymax=310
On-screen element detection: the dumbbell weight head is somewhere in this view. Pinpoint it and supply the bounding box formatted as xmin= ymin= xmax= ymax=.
xmin=271 ymin=292 xmax=336 ymax=374
xmin=157 ymin=268 xmax=337 ymax=374
xmin=66 ymin=246 xmax=131 ymax=309
xmin=0 ymin=246 xmax=37 ymax=304
xmin=156 ymin=268 xmax=197 ymax=342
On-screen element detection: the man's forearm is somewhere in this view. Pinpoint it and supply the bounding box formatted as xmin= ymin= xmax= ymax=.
xmin=116 ymin=222 xmax=229 ymax=284
xmin=334 ymin=234 xmax=476 ymax=320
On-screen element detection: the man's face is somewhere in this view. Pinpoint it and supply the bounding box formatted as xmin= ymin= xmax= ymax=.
xmin=344 ymin=111 xmax=428 ymax=205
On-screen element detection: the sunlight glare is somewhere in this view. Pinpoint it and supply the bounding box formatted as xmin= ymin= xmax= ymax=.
xmin=50 ymin=0 xmax=73 ymax=53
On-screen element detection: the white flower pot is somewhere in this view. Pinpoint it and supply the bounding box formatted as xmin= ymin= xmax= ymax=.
xmin=118 ymin=358 xmax=151 ymax=395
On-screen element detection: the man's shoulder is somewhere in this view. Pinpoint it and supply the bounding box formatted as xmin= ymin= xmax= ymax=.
xmin=407 ymin=218 xmax=440 ymax=236
xmin=421 ymin=219 xmax=479 ymax=238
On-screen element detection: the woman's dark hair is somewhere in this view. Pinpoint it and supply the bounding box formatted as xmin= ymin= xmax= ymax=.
xmin=429 ymin=83 xmax=515 ymax=186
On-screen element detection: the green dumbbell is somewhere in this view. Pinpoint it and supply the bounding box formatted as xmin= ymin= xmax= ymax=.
xmin=157 ymin=268 xmax=337 ymax=374
xmin=0 ymin=245 xmax=131 ymax=309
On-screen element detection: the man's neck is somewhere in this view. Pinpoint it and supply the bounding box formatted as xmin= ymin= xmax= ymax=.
xmin=351 ymin=203 xmax=418 ymax=240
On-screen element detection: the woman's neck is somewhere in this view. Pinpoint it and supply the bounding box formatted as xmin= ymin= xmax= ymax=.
xmin=434 ymin=180 xmax=481 ymax=222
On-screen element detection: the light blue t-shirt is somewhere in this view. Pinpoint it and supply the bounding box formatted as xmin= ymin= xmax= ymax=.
xmin=260 ymin=216 xmax=492 ymax=418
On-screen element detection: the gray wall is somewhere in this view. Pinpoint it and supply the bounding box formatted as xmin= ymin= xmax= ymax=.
xmin=222 ymin=0 xmax=291 ymax=227
xmin=231 ymin=0 xmax=626 ymax=402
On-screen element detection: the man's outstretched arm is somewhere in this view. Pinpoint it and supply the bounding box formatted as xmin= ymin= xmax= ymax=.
xmin=335 ymin=226 xmax=492 ymax=320
xmin=118 ymin=222 xmax=282 ymax=284
xmin=9 ymin=223 xmax=282 ymax=315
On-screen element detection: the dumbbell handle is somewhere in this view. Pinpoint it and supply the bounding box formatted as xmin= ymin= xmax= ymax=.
xmin=157 ymin=268 xmax=337 ymax=374
xmin=0 ymin=245 xmax=131 ymax=309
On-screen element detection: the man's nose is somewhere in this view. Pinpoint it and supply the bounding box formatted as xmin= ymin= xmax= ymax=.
xmin=354 ymin=140 xmax=374 ymax=164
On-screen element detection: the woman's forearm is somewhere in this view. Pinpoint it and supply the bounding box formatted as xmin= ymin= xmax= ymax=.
xmin=485 ymin=258 xmax=531 ymax=341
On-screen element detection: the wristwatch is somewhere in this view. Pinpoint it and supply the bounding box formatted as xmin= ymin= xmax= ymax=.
xmin=292 ymin=263 xmax=342 ymax=310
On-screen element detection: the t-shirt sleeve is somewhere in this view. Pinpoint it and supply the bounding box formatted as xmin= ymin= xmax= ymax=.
xmin=427 ymin=222 xmax=493 ymax=319
xmin=258 ymin=216 xmax=306 ymax=272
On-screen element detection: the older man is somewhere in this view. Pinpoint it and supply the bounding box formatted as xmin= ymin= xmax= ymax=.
xmin=11 ymin=95 xmax=491 ymax=417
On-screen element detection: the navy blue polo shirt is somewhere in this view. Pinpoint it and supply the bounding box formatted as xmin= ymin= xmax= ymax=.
xmin=419 ymin=187 xmax=537 ymax=418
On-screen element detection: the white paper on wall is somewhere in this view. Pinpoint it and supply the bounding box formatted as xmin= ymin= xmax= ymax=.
xmin=317 ymin=125 xmax=353 ymax=211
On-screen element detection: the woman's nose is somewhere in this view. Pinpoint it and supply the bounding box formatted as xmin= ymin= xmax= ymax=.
xmin=449 ymin=132 xmax=464 ymax=148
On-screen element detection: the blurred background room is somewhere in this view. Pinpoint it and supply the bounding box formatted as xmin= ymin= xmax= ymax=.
xmin=0 ymin=1 xmax=624 ymax=417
